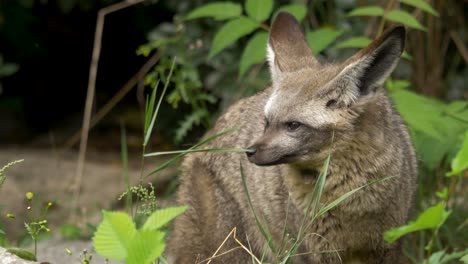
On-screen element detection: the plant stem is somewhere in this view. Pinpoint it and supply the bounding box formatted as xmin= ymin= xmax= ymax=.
xmin=376 ymin=0 xmax=396 ymax=38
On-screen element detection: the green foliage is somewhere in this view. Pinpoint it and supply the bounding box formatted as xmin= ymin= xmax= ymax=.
xmin=384 ymin=202 xmax=450 ymax=244
xmin=209 ymin=17 xmax=259 ymax=58
xmin=245 ymin=0 xmax=273 ymax=22
xmin=93 ymin=208 xmax=185 ymax=264
xmin=447 ymin=130 xmax=468 ymax=176
xmin=347 ymin=6 xmax=384 ymax=17
xmin=239 ymin=32 xmax=268 ymax=77
xmin=385 ymin=10 xmax=427 ymax=31
xmin=142 ymin=206 xmax=187 ymax=231
xmin=306 ymin=28 xmax=344 ymax=54
xmin=6 ymin=248 xmax=36 ymax=261
xmin=185 ymin=2 xmax=242 ymax=21
xmin=389 ymin=88 xmax=468 ymax=168
xmin=277 ymin=4 xmax=307 ymax=21
xmin=399 ymin=0 xmax=439 ymax=16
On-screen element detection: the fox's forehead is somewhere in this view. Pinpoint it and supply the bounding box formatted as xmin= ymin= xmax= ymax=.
xmin=264 ymin=66 xmax=341 ymax=117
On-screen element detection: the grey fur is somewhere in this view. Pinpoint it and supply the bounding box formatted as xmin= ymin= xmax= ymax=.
xmin=167 ymin=12 xmax=417 ymax=264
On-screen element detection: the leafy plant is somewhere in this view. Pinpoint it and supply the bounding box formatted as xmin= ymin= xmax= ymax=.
xmin=0 ymin=159 xmax=24 ymax=246
xmin=5 ymin=192 xmax=52 ymax=260
xmin=93 ymin=207 xmax=186 ymax=264
xmin=384 ymin=129 xmax=468 ymax=263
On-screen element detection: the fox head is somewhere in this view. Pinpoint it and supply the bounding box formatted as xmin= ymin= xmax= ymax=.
xmin=246 ymin=12 xmax=406 ymax=167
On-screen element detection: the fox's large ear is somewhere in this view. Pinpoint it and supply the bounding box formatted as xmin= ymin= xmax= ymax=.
xmin=327 ymin=26 xmax=405 ymax=107
xmin=267 ymin=12 xmax=319 ymax=83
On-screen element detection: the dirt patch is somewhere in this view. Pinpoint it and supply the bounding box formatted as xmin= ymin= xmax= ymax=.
xmin=0 ymin=147 xmax=178 ymax=242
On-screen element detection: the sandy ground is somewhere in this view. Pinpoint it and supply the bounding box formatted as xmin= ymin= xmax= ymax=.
xmin=0 ymin=147 xmax=177 ymax=246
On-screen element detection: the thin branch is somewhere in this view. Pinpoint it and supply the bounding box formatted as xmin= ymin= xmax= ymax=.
xmin=62 ymin=51 xmax=160 ymax=150
xmin=449 ymin=30 xmax=468 ymax=64
xmin=72 ymin=0 xmax=145 ymax=220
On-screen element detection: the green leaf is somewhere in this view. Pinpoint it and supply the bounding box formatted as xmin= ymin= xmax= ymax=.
xmin=435 ymin=187 xmax=448 ymax=199
xmin=347 ymin=6 xmax=384 ymax=17
xmin=385 ymin=78 xmax=411 ymax=91
xmin=209 ymin=17 xmax=259 ymax=58
xmin=390 ymin=89 xmax=445 ymax=140
xmin=143 ymin=206 xmax=187 ymax=231
xmin=400 ymin=0 xmax=439 ymax=16
xmin=126 ymin=230 xmax=165 ymax=264
xmin=6 ymin=248 xmax=36 ymax=261
xmin=278 ymin=4 xmax=307 ymax=21
xmin=335 ymin=36 xmax=371 ymax=49
xmin=447 ymin=130 xmax=468 ymax=176
xmin=185 ymin=2 xmax=242 ymax=21
xmin=461 ymin=253 xmax=468 ymax=264
xmin=429 ymin=249 xmax=468 ymax=264
xmin=245 ymin=0 xmax=273 ymax=22
xmin=384 ymin=202 xmax=451 ymax=243
xmin=385 ymin=10 xmax=427 ymax=31
xmin=239 ymin=32 xmax=268 ymax=77
xmin=306 ymin=28 xmax=344 ymax=54
xmin=401 ymin=50 xmax=413 ymax=60
xmin=93 ymin=211 xmax=136 ymax=261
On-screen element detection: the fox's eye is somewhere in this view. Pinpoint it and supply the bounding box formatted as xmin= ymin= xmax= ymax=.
xmin=286 ymin=121 xmax=302 ymax=132
xmin=326 ymin=99 xmax=337 ymax=107
xmin=264 ymin=118 xmax=270 ymax=127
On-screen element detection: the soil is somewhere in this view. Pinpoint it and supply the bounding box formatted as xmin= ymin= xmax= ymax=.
xmin=0 ymin=146 xmax=178 ymax=245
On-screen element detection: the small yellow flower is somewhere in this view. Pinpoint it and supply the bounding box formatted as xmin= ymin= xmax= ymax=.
xmin=25 ymin=192 xmax=34 ymax=201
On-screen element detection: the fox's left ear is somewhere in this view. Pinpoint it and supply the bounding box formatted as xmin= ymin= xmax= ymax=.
xmin=328 ymin=26 xmax=406 ymax=106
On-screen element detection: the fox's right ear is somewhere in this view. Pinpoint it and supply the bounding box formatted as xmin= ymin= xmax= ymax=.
xmin=267 ymin=12 xmax=319 ymax=83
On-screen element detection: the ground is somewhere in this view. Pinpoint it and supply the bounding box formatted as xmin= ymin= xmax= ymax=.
xmin=0 ymin=146 xmax=177 ymax=262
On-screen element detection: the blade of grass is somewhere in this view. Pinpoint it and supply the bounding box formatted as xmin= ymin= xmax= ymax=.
xmin=277 ymin=195 xmax=292 ymax=259
xmin=144 ymin=57 xmax=176 ymax=146
xmin=144 ymin=128 xmax=239 ymax=178
xmin=120 ymin=122 xmax=132 ymax=214
xmin=240 ymin=162 xmax=276 ymax=254
xmin=313 ymin=176 xmax=396 ymax=220
xmin=144 ymin=80 xmax=159 ymax=135
xmin=144 ymin=148 xmax=247 ymax=157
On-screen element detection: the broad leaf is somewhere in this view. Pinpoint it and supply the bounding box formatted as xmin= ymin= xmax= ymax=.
xmin=143 ymin=206 xmax=187 ymax=231
xmin=348 ymin=6 xmax=384 ymax=17
xmin=278 ymin=4 xmax=307 ymax=21
xmin=429 ymin=249 xmax=468 ymax=264
xmin=385 ymin=10 xmax=427 ymax=31
xmin=384 ymin=202 xmax=451 ymax=243
xmin=126 ymin=230 xmax=165 ymax=264
xmin=93 ymin=211 xmax=136 ymax=261
xmin=447 ymin=130 xmax=468 ymax=176
xmin=461 ymin=254 xmax=468 ymax=264
xmin=335 ymin=36 xmax=371 ymax=49
xmin=239 ymin=32 xmax=268 ymax=77
xmin=306 ymin=28 xmax=344 ymax=54
xmin=390 ymin=89 xmax=445 ymax=139
xmin=400 ymin=0 xmax=439 ymax=16
xmin=209 ymin=17 xmax=259 ymax=58
xmin=185 ymin=2 xmax=242 ymax=21
xmin=245 ymin=0 xmax=273 ymax=22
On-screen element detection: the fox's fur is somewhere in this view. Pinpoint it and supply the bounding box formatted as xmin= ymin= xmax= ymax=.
xmin=167 ymin=12 xmax=417 ymax=264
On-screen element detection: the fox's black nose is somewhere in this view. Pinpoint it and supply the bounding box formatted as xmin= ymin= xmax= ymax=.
xmin=245 ymin=148 xmax=257 ymax=157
